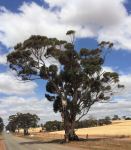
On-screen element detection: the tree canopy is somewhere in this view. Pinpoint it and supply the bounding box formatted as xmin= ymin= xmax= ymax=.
xmin=44 ymin=120 xmax=63 ymax=131
xmin=7 ymin=30 xmax=123 ymax=141
xmin=0 ymin=117 xmax=4 ymax=133
xmin=7 ymin=113 xmax=40 ymax=135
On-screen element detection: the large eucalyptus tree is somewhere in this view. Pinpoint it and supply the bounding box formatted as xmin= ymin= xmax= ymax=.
xmin=7 ymin=31 xmax=123 ymax=142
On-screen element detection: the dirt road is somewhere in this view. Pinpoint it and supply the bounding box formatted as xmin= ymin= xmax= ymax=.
xmin=4 ymin=132 xmax=82 ymax=150
xmin=0 ymin=138 xmax=6 ymax=150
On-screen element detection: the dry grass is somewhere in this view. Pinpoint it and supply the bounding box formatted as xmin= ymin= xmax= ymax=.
xmin=17 ymin=120 xmax=131 ymax=150
xmin=18 ymin=133 xmax=131 ymax=150
xmin=50 ymin=120 xmax=131 ymax=136
xmin=67 ymin=136 xmax=131 ymax=150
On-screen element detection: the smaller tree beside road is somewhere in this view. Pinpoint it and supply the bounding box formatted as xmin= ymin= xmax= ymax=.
xmin=0 ymin=117 xmax=4 ymax=133
xmin=7 ymin=113 xmax=40 ymax=135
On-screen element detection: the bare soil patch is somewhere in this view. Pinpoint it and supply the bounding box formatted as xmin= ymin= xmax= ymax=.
xmin=0 ymin=135 xmax=6 ymax=150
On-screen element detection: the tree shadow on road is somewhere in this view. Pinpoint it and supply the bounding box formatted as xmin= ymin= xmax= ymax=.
xmin=19 ymin=139 xmax=64 ymax=145
xmin=19 ymin=137 xmax=109 ymax=145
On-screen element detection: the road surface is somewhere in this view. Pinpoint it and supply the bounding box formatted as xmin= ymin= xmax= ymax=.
xmin=4 ymin=132 xmax=82 ymax=150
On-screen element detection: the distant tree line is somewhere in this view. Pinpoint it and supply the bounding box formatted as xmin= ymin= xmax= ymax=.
xmin=43 ymin=120 xmax=64 ymax=131
xmin=43 ymin=116 xmax=112 ymax=132
xmin=76 ymin=116 xmax=112 ymax=128
xmin=122 ymin=116 xmax=131 ymax=120
xmin=5 ymin=113 xmax=131 ymax=135
xmin=112 ymin=115 xmax=131 ymax=120
xmin=43 ymin=115 xmax=131 ymax=131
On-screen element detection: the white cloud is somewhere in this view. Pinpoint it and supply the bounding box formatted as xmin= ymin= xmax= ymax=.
xmin=60 ymin=0 xmax=126 ymax=26
xmin=1 ymin=94 xmax=131 ymax=124
xmin=89 ymin=66 xmax=131 ymax=118
xmin=102 ymin=66 xmax=114 ymax=72
xmin=0 ymin=2 xmax=69 ymax=47
xmin=0 ymin=0 xmax=131 ymax=50
xmin=46 ymin=0 xmax=131 ymax=50
xmin=0 ymin=53 xmax=7 ymax=65
xmin=45 ymin=0 xmax=67 ymax=7
xmin=103 ymin=66 xmax=131 ymax=98
xmin=0 ymin=96 xmax=60 ymax=124
xmin=0 ymin=72 xmax=37 ymax=95
xmin=119 ymin=74 xmax=131 ymax=96
xmin=88 ymin=98 xmax=131 ymax=119
xmin=98 ymin=16 xmax=131 ymax=50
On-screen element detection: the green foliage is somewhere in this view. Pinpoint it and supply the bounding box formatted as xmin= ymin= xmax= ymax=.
xmin=0 ymin=117 xmax=4 ymax=133
xmin=7 ymin=113 xmax=40 ymax=134
xmin=17 ymin=113 xmax=40 ymax=129
xmin=112 ymin=115 xmax=120 ymax=120
xmin=44 ymin=117 xmax=112 ymax=131
xmin=6 ymin=114 xmax=18 ymax=132
xmin=66 ymin=30 xmax=75 ymax=35
xmin=44 ymin=120 xmax=63 ymax=131
xmin=76 ymin=116 xmax=111 ymax=128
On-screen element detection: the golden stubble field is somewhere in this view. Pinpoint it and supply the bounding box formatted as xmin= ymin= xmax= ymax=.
xmin=18 ymin=120 xmax=131 ymax=150
xmin=50 ymin=120 xmax=131 ymax=136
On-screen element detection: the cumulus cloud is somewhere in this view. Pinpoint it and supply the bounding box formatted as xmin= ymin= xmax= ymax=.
xmin=119 ymin=74 xmax=131 ymax=96
xmin=0 ymin=96 xmax=60 ymax=124
xmin=88 ymin=98 xmax=131 ymax=118
xmin=103 ymin=66 xmax=131 ymax=98
xmin=0 ymin=53 xmax=7 ymax=65
xmin=45 ymin=0 xmax=131 ymax=50
xmin=1 ymin=94 xmax=131 ymax=124
xmin=0 ymin=72 xmax=37 ymax=95
xmin=0 ymin=2 xmax=69 ymax=47
xmin=60 ymin=0 xmax=126 ymax=26
xmin=0 ymin=0 xmax=131 ymax=50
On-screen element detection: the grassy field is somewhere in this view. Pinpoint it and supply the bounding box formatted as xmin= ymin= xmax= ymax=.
xmin=18 ymin=120 xmax=131 ymax=150
xmin=50 ymin=120 xmax=131 ymax=136
xmin=67 ymin=136 xmax=131 ymax=150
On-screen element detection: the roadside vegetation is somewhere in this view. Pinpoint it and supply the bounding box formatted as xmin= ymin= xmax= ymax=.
xmin=0 ymin=117 xmax=4 ymax=134
xmin=6 ymin=113 xmax=40 ymax=135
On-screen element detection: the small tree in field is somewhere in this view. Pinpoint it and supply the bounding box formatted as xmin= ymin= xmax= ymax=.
xmin=18 ymin=113 xmax=40 ymax=135
xmin=112 ymin=115 xmax=120 ymax=120
xmin=0 ymin=117 xmax=4 ymax=133
xmin=7 ymin=31 xmax=123 ymax=142
xmin=44 ymin=120 xmax=63 ymax=131
xmin=7 ymin=113 xmax=40 ymax=135
xmin=7 ymin=114 xmax=19 ymax=132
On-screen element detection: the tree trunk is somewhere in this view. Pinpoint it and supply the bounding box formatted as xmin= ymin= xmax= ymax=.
xmin=64 ymin=119 xmax=79 ymax=142
xmin=24 ymin=128 xmax=29 ymax=136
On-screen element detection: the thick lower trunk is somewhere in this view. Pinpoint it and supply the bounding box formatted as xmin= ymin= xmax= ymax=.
xmin=24 ymin=128 xmax=29 ymax=136
xmin=64 ymin=120 xmax=79 ymax=142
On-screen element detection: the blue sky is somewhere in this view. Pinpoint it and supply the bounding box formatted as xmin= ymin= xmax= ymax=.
xmin=0 ymin=0 xmax=131 ymax=123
